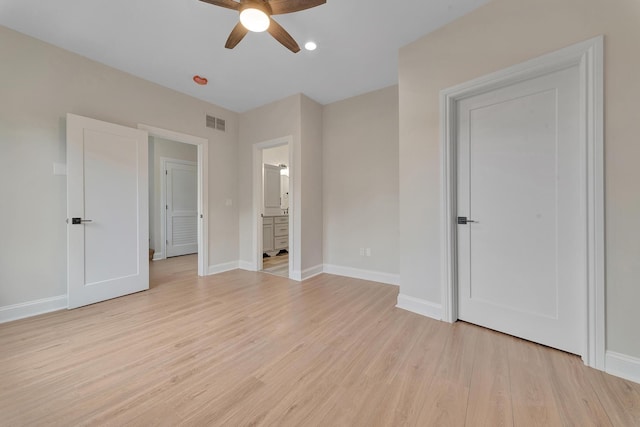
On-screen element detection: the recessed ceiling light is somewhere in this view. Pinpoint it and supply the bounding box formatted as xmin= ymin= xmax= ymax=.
xmin=304 ymin=41 xmax=317 ymax=51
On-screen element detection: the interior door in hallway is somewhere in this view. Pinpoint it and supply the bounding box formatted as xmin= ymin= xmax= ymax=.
xmin=165 ymin=160 xmax=197 ymax=257
xmin=263 ymin=163 xmax=281 ymax=217
xmin=456 ymin=65 xmax=584 ymax=355
xmin=67 ymin=114 xmax=149 ymax=309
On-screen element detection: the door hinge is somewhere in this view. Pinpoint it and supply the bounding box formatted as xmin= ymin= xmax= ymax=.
xmin=165 ymin=170 xmax=168 ymax=175
xmin=166 ymin=205 xmax=168 ymax=210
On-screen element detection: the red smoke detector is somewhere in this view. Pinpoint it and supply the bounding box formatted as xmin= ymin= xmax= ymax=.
xmin=193 ymin=75 xmax=208 ymax=85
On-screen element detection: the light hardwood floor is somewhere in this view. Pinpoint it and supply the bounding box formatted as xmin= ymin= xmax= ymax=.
xmin=1 ymin=254 xmax=639 ymax=426
xmin=262 ymin=253 xmax=289 ymax=278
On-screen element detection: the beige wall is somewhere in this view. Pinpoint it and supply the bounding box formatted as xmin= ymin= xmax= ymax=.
xmin=323 ymin=86 xmax=399 ymax=276
xmin=0 ymin=26 xmax=239 ymax=307
xmin=148 ymin=137 xmax=197 ymax=256
xmin=237 ymin=94 xmax=323 ymax=276
xmin=398 ymin=0 xmax=640 ymax=358
xmin=300 ymin=96 xmax=324 ymax=272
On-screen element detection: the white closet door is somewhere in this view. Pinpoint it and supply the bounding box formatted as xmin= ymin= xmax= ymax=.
xmin=263 ymin=164 xmax=281 ymax=216
xmin=166 ymin=161 xmax=197 ymax=257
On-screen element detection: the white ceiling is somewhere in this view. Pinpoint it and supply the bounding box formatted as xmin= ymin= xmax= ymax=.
xmin=0 ymin=0 xmax=489 ymax=112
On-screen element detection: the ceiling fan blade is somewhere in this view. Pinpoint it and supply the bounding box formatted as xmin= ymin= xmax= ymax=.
xmin=268 ymin=0 xmax=326 ymax=15
xmin=267 ymin=18 xmax=300 ymax=53
xmin=225 ymin=22 xmax=249 ymax=49
xmin=199 ymin=0 xmax=240 ymax=10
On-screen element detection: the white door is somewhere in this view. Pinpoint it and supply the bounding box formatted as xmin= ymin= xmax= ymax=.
xmin=67 ymin=114 xmax=149 ymax=309
xmin=263 ymin=164 xmax=281 ymax=216
xmin=456 ymin=65 xmax=583 ymax=355
xmin=166 ymin=161 xmax=197 ymax=257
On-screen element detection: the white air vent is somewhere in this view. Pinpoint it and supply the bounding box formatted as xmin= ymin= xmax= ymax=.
xmin=206 ymin=115 xmax=226 ymax=132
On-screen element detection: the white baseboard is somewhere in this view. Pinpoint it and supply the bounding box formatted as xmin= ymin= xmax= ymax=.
xmin=606 ymin=351 xmax=640 ymax=384
xmin=290 ymin=270 xmax=302 ymax=281
xmin=152 ymin=252 xmax=164 ymax=261
xmin=0 ymin=295 xmax=67 ymax=324
xmin=301 ymin=264 xmax=324 ymax=280
xmin=396 ymin=294 xmax=442 ymax=321
xmin=238 ymin=260 xmax=256 ymax=271
xmin=323 ymin=264 xmax=400 ymax=286
xmin=208 ymin=261 xmax=239 ymax=275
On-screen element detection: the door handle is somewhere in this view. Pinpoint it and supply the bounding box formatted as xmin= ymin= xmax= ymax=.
xmin=457 ymin=216 xmax=478 ymax=225
xmin=70 ymin=218 xmax=93 ymax=224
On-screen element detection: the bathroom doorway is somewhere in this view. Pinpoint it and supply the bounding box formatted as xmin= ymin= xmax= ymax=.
xmin=261 ymin=144 xmax=290 ymax=278
xmin=252 ymin=137 xmax=295 ymax=279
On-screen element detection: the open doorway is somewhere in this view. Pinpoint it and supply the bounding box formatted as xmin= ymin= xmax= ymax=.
xmin=149 ymin=137 xmax=197 ymax=259
xmin=139 ymin=124 xmax=208 ymax=278
xmin=261 ymin=145 xmax=290 ymax=277
xmin=253 ymin=138 xmax=293 ymax=279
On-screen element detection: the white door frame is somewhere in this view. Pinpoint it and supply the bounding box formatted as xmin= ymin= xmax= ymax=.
xmin=138 ymin=124 xmax=209 ymax=277
xmin=252 ymin=136 xmax=296 ymax=279
xmin=160 ymin=158 xmax=197 ymax=260
xmin=439 ymin=36 xmax=604 ymax=369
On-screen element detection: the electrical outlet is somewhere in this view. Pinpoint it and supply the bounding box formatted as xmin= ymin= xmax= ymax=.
xmin=359 ymin=247 xmax=365 ymax=256
xmin=366 ymin=248 xmax=371 ymax=257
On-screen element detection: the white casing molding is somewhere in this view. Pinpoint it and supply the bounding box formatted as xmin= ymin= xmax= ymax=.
xmin=0 ymin=295 xmax=68 ymax=324
xmin=606 ymin=351 xmax=640 ymax=385
xmin=138 ymin=124 xmax=209 ymax=278
xmin=439 ymin=36 xmax=605 ymax=370
xmin=396 ymin=294 xmax=442 ymax=321
xmin=323 ymin=264 xmax=400 ymax=286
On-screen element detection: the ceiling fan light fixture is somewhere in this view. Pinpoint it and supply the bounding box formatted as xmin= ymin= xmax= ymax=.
xmin=304 ymin=41 xmax=317 ymax=51
xmin=240 ymin=8 xmax=270 ymax=32
xmin=201 ymin=0 xmax=326 ymax=53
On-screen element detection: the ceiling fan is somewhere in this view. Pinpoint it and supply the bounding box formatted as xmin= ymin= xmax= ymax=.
xmin=200 ymin=0 xmax=326 ymax=53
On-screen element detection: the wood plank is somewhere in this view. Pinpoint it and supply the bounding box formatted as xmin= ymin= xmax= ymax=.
xmin=414 ymin=321 xmax=480 ymax=426
xmin=586 ymin=367 xmax=640 ymax=426
xmin=508 ymin=336 xmax=564 ymax=426
xmin=464 ymin=328 xmax=513 ymax=427
xmin=542 ymin=349 xmax=612 ymax=426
